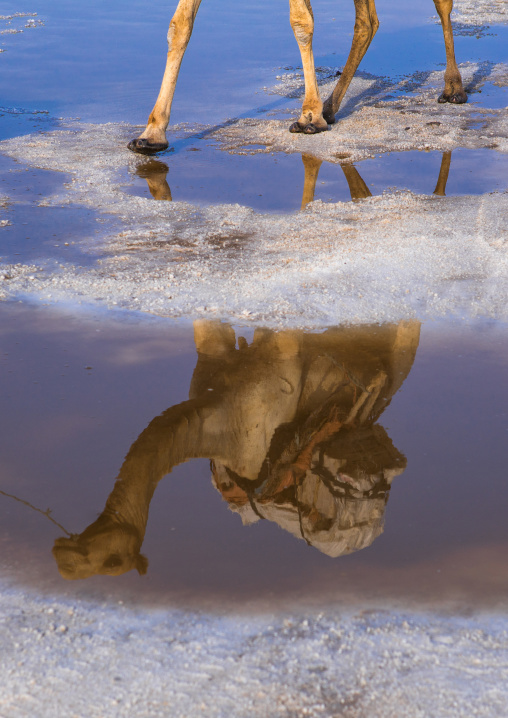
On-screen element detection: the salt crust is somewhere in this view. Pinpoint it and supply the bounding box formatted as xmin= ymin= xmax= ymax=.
xmin=1 ymin=580 xmax=507 ymax=718
xmin=0 ymin=62 xmax=507 ymax=328
xmin=452 ymin=0 xmax=508 ymax=25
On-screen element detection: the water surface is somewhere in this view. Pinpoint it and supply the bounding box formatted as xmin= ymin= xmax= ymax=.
xmin=1 ymin=302 xmax=507 ymax=611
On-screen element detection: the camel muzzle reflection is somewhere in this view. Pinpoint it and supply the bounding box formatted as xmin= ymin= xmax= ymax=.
xmin=52 ymin=321 xmax=420 ymax=580
xmin=134 ymin=150 xmax=453 ymax=207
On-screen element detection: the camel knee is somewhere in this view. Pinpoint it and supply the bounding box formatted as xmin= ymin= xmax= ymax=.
xmin=370 ymin=13 xmax=379 ymax=36
xmin=167 ymin=9 xmax=196 ymax=53
xmin=433 ymin=0 xmax=453 ymax=20
xmin=354 ymin=14 xmax=378 ymax=45
xmin=290 ymin=3 xmax=314 ymax=47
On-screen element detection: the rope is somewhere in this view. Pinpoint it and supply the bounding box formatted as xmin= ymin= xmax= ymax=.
xmin=0 ymin=489 xmax=72 ymax=536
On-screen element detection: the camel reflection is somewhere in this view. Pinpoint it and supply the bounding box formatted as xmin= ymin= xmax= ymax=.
xmin=136 ymin=150 xmax=453 ymax=206
xmin=53 ymin=321 xmax=420 ymax=579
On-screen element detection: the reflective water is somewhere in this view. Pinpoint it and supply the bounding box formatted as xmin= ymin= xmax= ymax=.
xmin=1 ymin=143 xmax=505 ymax=267
xmin=125 ymin=146 xmax=507 ymax=212
xmin=1 ymin=302 xmax=507 ymax=610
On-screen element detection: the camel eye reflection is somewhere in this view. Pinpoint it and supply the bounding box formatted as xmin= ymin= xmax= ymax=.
xmin=53 ymin=320 xmax=420 ymax=581
xmin=102 ymin=554 xmax=124 ymax=569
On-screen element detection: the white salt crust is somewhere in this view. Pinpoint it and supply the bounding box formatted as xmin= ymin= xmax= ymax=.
xmin=452 ymin=0 xmax=508 ymax=26
xmin=1 ymin=580 xmax=507 ymax=718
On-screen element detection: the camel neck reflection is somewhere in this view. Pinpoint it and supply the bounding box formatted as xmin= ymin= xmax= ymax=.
xmin=53 ymin=321 xmax=420 ymax=580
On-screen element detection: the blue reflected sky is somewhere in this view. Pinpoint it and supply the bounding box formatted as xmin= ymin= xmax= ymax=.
xmin=0 ymin=0 xmax=506 ymax=127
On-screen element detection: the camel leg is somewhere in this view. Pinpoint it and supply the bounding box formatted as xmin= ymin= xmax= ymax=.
xmin=341 ymin=163 xmax=372 ymax=200
xmin=322 ymin=0 xmax=379 ymax=124
xmin=136 ymin=160 xmax=173 ymax=200
xmin=288 ymin=0 xmax=329 ymax=134
xmin=301 ymin=154 xmax=323 ymax=208
xmin=128 ymin=0 xmax=202 ymax=154
xmin=433 ymin=150 xmax=452 ymax=195
xmin=433 ymin=0 xmax=467 ymax=103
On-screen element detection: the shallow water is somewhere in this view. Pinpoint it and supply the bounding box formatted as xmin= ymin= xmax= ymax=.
xmin=124 ymin=146 xmax=507 ymax=212
xmin=1 ymin=302 xmax=507 ymax=611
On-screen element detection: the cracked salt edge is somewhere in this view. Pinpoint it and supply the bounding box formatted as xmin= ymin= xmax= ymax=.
xmin=0 ymin=65 xmax=507 ymax=329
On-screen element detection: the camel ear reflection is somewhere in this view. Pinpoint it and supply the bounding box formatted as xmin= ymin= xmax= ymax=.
xmin=54 ymin=321 xmax=420 ymax=579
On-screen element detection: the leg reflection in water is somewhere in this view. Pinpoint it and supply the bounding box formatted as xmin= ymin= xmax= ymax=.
xmin=301 ymin=150 xmax=454 ymax=207
xmin=136 ymin=159 xmax=172 ymax=200
xmin=53 ymin=321 xmax=420 ymax=580
xmin=135 ymin=150 xmax=453 ymax=207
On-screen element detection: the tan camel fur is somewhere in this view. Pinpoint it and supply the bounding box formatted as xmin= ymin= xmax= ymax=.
xmin=128 ymin=0 xmax=467 ymax=154
xmin=52 ymin=321 xmax=420 ymax=579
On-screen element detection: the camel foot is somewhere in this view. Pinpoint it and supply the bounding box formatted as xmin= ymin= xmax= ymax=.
xmin=438 ymin=90 xmax=467 ymax=104
xmin=127 ymin=138 xmax=169 ymax=155
xmin=289 ymin=122 xmax=330 ymax=135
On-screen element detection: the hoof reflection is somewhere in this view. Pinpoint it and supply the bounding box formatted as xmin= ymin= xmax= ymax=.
xmin=53 ymin=321 xmax=420 ymax=579
xmin=136 ymin=159 xmax=172 ymax=200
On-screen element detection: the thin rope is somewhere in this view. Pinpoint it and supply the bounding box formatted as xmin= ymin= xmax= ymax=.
xmin=0 ymin=489 xmax=72 ymax=536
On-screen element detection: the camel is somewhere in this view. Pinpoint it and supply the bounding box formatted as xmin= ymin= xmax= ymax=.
xmin=52 ymin=320 xmax=420 ymax=579
xmin=128 ymin=0 xmax=467 ymax=154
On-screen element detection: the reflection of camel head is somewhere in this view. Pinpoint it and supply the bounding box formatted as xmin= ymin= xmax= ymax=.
xmin=53 ymin=320 xmax=420 ymax=579
xmin=53 ymin=515 xmax=148 ymax=580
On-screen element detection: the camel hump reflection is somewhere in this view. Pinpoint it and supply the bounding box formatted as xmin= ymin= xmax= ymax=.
xmin=53 ymin=321 xmax=420 ymax=579
xmin=135 ymin=150 xmax=453 ymax=206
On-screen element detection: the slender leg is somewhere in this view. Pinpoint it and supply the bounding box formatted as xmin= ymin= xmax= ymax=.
xmin=433 ymin=0 xmax=467 ymax=103
xmin=322 ymin=0 xmax=379 ymax=124
xmin=341 ymin=163 xmax=372 ymax=200
xmin=136 ymin=160 xmax=173 ymax=200
xmin=433 ymin=150 xmax=452 ymax=195
xmin=288 ymin=0 xmax=329 ymax=134
xmin=301 ymin=154 xmax=323 ymax=208
xmin=128 ymin=0 xmax=202 ymax=154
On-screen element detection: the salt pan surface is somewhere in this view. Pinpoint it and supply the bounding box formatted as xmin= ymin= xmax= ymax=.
xmin=1 ymin=582 xmax=507 ymax=718
xmin=453 ymin=0 xmax=508 ymax=26
xmin=1 ymin=97 xmax=507 ymax=327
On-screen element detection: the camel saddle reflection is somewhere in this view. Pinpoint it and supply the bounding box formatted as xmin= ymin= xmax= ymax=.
xmin=53 ymin=320 xmax=420 ymax=579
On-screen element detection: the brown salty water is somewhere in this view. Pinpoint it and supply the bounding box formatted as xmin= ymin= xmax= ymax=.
xmin=1 ymin=302 xmax=507 ymax=611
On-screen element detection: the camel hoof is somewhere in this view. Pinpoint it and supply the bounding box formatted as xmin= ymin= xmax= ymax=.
xmin=438 ymin=91 xmax=468 ymax=105
xmin=127 ymin=138 xmax=169 ymax=155
xmin=303 ymin=123 xmax=329 ymax=134
xmin=289 ymin=122 xmax=330 ymax=134
xmin=289 ymin=122 xmax=306 ymax=133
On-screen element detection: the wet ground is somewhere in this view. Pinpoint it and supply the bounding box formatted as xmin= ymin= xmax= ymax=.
xmin=1 ymin=0 xmax=508 ymax=715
